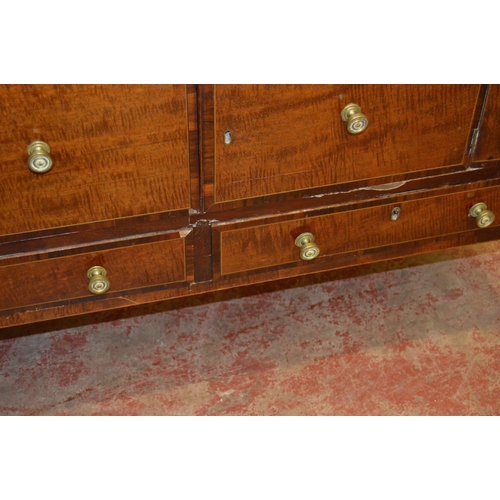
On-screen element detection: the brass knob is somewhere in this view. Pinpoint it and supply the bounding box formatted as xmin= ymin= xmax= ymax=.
xmin=469 ymin=202 xmax=495 ymax=228
xmin=27 ymin=141 xmax=53 ymax=173
xmin=341 ymin=103 xmax=369 ymax=134
xmin=295 ymin=232 xmax=320 ymax=261
xmin=87 ymin=266 xmax=111 ymax=294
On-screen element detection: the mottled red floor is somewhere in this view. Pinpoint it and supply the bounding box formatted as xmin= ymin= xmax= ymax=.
xmin=1 ymin=241 xmax=500 ymax=415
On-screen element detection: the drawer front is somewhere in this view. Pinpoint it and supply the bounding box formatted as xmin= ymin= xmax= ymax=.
xmin=0 ymin=85 xmax=190 ymax=235
xmin=218 ymin=186 xmax=500 ymax=275
xmin=474 ymin=84 xmax=500 ymax=161
xmin=214 ymin=84 xmax=480 ymax=203
xmin=0 ymin=237 xmax=186 ymax=311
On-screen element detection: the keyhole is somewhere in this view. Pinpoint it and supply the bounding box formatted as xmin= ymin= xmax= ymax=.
xmin=391 ymin=207 xmax=401 ymax=221
xmin=224 ymin=130 xmax=232 ymax=145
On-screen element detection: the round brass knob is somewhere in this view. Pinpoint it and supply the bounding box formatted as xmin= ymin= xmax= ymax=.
xmin=469 ymin=202 xmax=495 ymax=228
xmin=341 ymin=103 xmax=369 ymax=134
xmin=295 ymin=232 xmax=320 ymax=261
xmin=27 ymin=141 xmax=53 ymax=174
xmin=87 ymin=266 xmax=111 ymax=294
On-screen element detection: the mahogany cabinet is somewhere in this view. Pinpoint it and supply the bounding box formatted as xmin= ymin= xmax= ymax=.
xmin=1 ymin=84 xmax=499 ymax=329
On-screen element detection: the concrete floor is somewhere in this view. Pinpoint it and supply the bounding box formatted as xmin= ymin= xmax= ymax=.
xmin=1 ymin=241 xmax=500 ymax=415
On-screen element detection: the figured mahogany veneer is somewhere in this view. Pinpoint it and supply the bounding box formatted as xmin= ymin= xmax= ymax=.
xmin=0 ymin=85 xmax=190 ymax=236
xmin=0 ymin=236 xmax=187 ymax=312
xmin=1 ymin=84 xmax=500 ymax=332
xmin=212 ymin=84 xmax=480 ymax=203
xmin=216 ymin=185 xmax=500 ymax=276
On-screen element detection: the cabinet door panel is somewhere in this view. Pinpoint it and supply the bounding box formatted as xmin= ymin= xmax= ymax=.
xmin=214 ymin=84 xmax=479 ymax=203
xmin=474 ymin=84 xmax=500 ymax=161
xmin=0 ymin=85 xmax=190 ymax=235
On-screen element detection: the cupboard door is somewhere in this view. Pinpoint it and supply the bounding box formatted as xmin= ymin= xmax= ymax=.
xmin=474 ymin=84 xmax=500 ymax=162
xmin=213 ymin=84 xmax=480 ymax=203
xmin=0 ymin=85 xmax=191 ymax=235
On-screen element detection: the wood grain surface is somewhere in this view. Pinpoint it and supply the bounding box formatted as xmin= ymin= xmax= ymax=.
xmin=474 ymin=84 xmax=500 ymax=161
xmin=213 ymin=85 xmax=480 ymax=202
xmin=218 ymin=185 xmax=500 ymax=275
xmin=1 ymin=84 xmax=499 ymax=331
xmin=0 ymin=237 xmax=186 ymax=311
xmin=0 ymin=85 xmax=191 ymax=235
xmin=3 ymin=222 xmax=500 ymax=332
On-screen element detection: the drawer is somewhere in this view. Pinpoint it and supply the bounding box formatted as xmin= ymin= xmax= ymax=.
xmin=0 ymin=237 xmax=187 ymax=312
xmin=213 ymin=84 xmax=480 ymax=203
xmin=0 ymin=85 xmax=191 ymax=235
xmin=217 ymin=186 xmax=500 ymax=276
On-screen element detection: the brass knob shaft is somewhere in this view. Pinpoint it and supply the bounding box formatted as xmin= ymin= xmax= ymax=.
xmin=469 ymin=202 xmax=495 ymax=228
xmin=341 ymin=103 xmax=369 ymax=134
xmin=87 ymin=266 xmax=111 ymax=294
xmin=295 ymin=232 xmax=320 ymax=261
xmin=27 ymin=141 xmax=53 ymax=173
